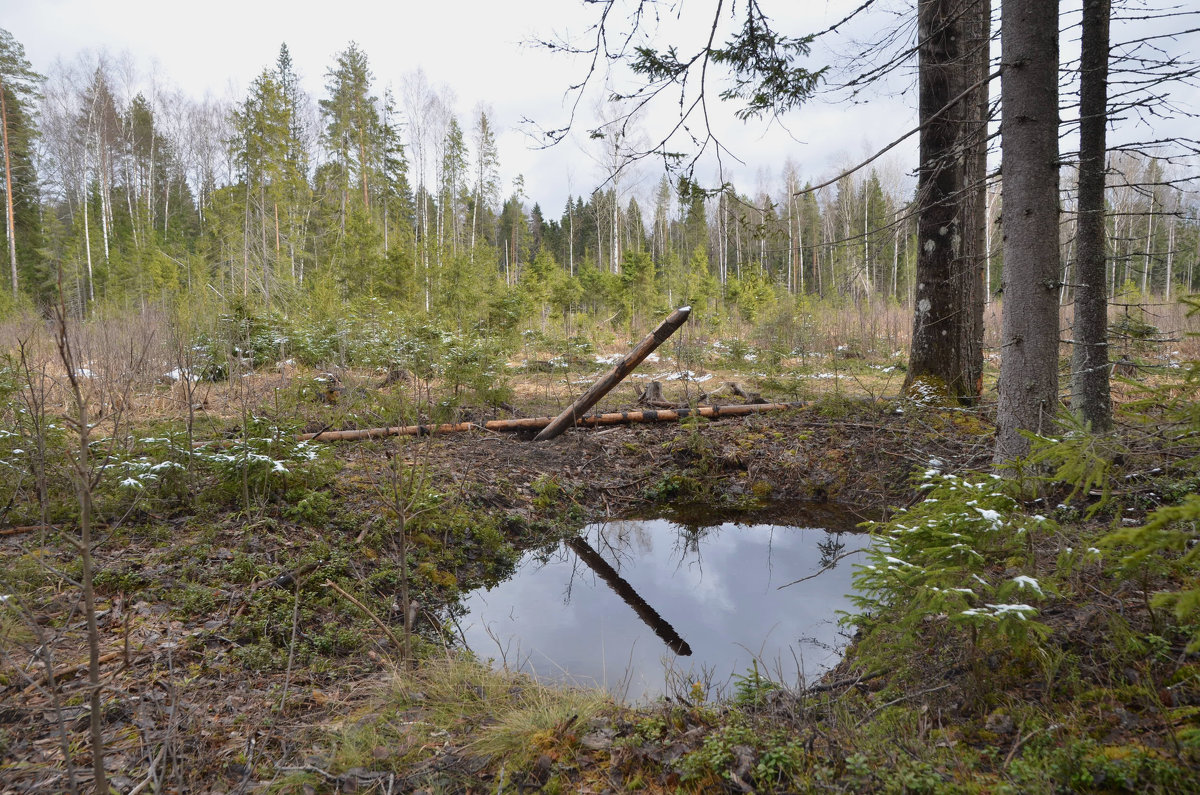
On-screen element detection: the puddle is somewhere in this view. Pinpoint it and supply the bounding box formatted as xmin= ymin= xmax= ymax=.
xmin=458 ymin=507 xmax=870 ymax=702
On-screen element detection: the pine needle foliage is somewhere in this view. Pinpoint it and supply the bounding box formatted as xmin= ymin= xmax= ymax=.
xmin=850 ymin=470 xmax=1054 ymax=664
xmin=1024 ymin=411 xmax=1127 ymax=517
xmin=1099 ymin=296 xmax=1200 ymax=652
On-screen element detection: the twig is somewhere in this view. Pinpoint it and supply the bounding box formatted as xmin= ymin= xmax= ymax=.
xmin=278 ymin=581 xmax=302 ymax=712
xmin=19 ymin=650 xmax=123 ymax=697
xmin=855 ymin=684 xmax=952 ymax=728
xmin=324 ymin=580 xmax=404 ymax=654
xmin=1003 ymin=724 xmax=1059 ymax=767
xmin=778 ymin=548 xmax=867 ymax=589
xmin=127 ymin=742 xmax=168 ymax=795
xmin=805 ymin=668 xmax=890 ymax=693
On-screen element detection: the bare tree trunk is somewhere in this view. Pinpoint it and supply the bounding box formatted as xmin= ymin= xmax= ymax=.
xmin=1165 ymin=211 xmax=1175 ymax=301
xmin=1142 ymin=192 xmax=1154 ymax=295
xmin=82 ymin=177 xmax=95 ymax=306
xmin=995 ymin=0 xmax=1061 ymax=463
xmin=787 ymin=189 xmax=795 ymax=294
xmin=904 ymin=0 xmax=989 ymax=403
xmin=1071 ymin=1 xmax=1113 ymax=431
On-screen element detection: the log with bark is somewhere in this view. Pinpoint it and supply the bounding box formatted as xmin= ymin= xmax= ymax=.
xmin=534 ymin=306 xmax=691 ymax=441
xmin=294 ymin=401 xmax=808 ymax=442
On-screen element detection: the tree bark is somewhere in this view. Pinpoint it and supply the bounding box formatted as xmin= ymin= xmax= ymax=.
xmin=1070 ymin=0 xmax=1112 ymax=432
xmin=905 ymin=0 xmax=990 ymax=403
xmin=995 ymin=0 xmax=1061 ymax=463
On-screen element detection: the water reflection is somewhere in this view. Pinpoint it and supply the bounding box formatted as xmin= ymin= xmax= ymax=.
xmin=460 ymin=514 xmax=869 ymax=702
xmin=565 ymin=536 xmax=693 ymax=656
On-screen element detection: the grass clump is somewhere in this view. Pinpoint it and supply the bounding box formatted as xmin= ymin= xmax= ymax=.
xmin=319 ymin=656 xmax=611 ymax=783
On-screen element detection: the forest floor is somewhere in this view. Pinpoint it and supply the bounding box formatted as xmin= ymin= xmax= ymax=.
xmin=1 ymin=352 xmax=1198 ymax=793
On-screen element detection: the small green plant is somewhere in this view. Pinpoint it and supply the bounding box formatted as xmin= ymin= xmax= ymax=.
xmin=851 ymin=470 xmax=1054 ymax=660
xmin=677 ymin=723 xmax=757 ymax=786
xmin=531 ymin=474 xmax=562 ymax=510
xmin=1026 ymin=411 xmax=1127 ymax=516
xmin=731 ymin=660 xmax=780 ymax=709
xmin=1104 ymin=494 xmax=1200 ymax=652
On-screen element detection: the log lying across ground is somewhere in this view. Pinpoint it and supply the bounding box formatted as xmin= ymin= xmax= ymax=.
xmin=295 ymin=401 xmax=809 ymax=442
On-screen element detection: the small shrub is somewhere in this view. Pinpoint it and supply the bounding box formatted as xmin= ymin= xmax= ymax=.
xmin=851 ymin=470 xmax=1054 ymax=660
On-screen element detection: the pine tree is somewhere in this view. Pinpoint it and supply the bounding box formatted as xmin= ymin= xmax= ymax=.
xmin=320 ymin=43 xmax=380 ymax=220
xmin=0 ymin=28 xmax=43 ymax=303
xmin=904 ymin=0 xmax=990 ymax=404
xmin=1071 ymin=0 xmax=1113 ymax=432
xmin=231 ymin=69 xmax=293 ymax=302
xmin=320 ymin=43 xmax=384 ymax=292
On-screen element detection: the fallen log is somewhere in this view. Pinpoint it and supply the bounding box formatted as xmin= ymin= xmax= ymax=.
xmin=534 ymin=306 xmax=691 ymax=442
xmin=295 ymin=401 xmax=808 ymax=442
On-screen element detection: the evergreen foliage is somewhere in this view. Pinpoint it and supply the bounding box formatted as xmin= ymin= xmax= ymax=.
xmin=851 ymin=469 xmax=1054 ymax=662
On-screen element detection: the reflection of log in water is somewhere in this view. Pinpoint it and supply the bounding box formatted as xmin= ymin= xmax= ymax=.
xmin=565 ymin=536 xmax=693 ymax=656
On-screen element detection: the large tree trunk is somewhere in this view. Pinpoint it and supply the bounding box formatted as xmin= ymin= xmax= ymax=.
xmin=1070 ymin=0 xmax=1112 ymax=431
xmin=905 ymin=0 xmax=990 ymax=403
xmin=995 ymin=0 xmax=1061 ymax=463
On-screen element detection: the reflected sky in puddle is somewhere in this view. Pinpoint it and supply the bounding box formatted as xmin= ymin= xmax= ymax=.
xmin=459 ymin=515 xmax=870 ymax=702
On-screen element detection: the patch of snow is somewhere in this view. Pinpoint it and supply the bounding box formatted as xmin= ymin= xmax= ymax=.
xmin=1011 ymin=576 xmax=1043 ymax=595
xmin=988 ymin=603 xmax=1037 ymax=618
xmin=164 ymin=367 xmax=199 ymax=383
xmin=975 ymin=507 xmax=1003 ymax=527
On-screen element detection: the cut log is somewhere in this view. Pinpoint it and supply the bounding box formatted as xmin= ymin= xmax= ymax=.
xmin=534 ymin=306 xmax=691 ymax=442
xmin=294 ymin=401 xmax=808 ymax=442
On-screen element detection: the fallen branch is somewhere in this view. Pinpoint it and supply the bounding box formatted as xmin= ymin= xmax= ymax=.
xmin=324 ymin=580 xmax=404 ymax=654
xmin=805 ymin=668 xmax=890 ymax=693
xmin=18 ymin=650 xmax=124 ymax=698
xmin=0 ymin=525 xmax=51 ymax=536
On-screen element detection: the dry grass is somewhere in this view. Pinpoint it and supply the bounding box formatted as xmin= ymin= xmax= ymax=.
xmin=2 ymin=296 xmax=1198 ymax=434
xmin=326 ymin=654 xmax=612 ymax=775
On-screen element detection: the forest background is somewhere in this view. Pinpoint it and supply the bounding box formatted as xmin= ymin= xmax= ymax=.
xmin=2 ymin=1 xmax=1198 ymax=375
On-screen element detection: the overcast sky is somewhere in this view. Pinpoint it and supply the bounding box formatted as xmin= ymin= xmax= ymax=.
xmin=7 ymin=1 xmax=924 ymax=214
xmin=10 ymin=2 xmax=1195 ymax=216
